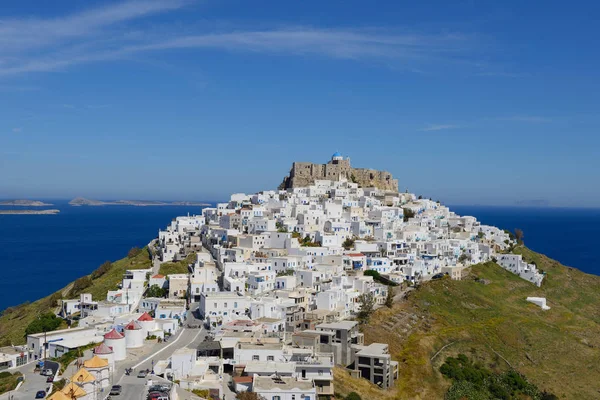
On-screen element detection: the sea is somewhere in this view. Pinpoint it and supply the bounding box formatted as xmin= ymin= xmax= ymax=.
xmin=0 ymin=202 xmax=599 ymax=312
xmin=0 ymin=200 xmax=208 ymax=311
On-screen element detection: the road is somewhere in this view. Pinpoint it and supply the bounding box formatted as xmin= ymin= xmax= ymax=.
xmin=112 ymin=304 xmax=208 ymax=400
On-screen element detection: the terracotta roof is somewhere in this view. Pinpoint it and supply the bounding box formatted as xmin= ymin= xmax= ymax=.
xmin=138 ymin=312 xmax=154 ymax=322
xmin=347 ymin=253 xmax=365 ymax=257
xmin=125 ymin=320 xmax=142 ymax=330
xmin=152 ymin=274 xmax=165 ymax=278
xmin=233 ymin=376 xmax=253 ymax=384
xmin=70 ymin=367 xmax=95 ymax=383
xmin=93 ymin=343 xmax=114 ymax=355
xmin=83 ymin=355 xmax=109 ymax=368
xmin=104 ymin=329 xmax=124 ymax=339
xmin=62 ymin=382 xmax=87 ymax=398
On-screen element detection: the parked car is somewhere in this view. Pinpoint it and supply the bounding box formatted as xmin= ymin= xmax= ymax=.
xmin=110 ymin=385 xmax=122 ymax=395
xmin=137 ymin=370 xmax=148 ymax=378
xmin=431 ymin=273 xmax=445 ymax=280
xmin=46 ymin=376 xmax=53 ymax=383
xmin=35 ymin=390 xmax=46 ymax=399
xmin=41 ymin=368 xmax=53 ymax=376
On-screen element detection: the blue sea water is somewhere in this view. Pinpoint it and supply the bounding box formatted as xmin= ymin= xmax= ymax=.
xmin=0 ymin=202 xmax=598 ymax=312
xmin=450 ymin=206 xmax=600 ymax=277
xmin=0 ymin=201 xmax=207 ymax=311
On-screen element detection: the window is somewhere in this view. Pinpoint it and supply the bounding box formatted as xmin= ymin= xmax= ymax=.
xmin=253 ymin=355 xmax=260 ymax=361
xmin=224 ymin=302 xmax=228 ymax=308
xmin=214 ymin=303 xmax=217 ymax=308
xmin=267 ymin=356 xmax=274 ymax=361
xmin=272 ymin=397 xmax=281 ymax=400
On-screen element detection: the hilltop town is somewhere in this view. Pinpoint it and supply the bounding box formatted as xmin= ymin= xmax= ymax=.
xmin=0 ymin=154 xmax=550 ymax=400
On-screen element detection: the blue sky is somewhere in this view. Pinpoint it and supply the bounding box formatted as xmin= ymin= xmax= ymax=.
xmin=1 ymin=1 xmax=599 ymax=206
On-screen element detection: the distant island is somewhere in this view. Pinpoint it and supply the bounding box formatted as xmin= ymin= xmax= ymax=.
xmin=69 ymin=197 xmax=211 ymax=207
xmin=0 ymin=199 xmax=53 ymax=206
xmin=0 ymin=209 xmax=60 ymax=215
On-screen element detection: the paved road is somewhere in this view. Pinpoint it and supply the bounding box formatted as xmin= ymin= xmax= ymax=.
xmin=1 ymin=364 xmax=52 ymax=400
xmin=109 ymin=304 xmax=208 ymax=400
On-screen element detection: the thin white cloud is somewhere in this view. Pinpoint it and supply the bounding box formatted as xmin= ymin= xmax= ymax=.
xmin=419 ymin=124 xmax=460 ymax=132
xmin=0 ymin=1 xmax=481 ymax=77
xmin=498 ymin=116 xmax=552 ymax=123
xmin=0 ymin=0 xmax=188 ymax=52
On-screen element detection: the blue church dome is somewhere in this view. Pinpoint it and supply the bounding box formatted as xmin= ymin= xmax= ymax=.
xmin=332 ymin=151 xmax=342 ymax=158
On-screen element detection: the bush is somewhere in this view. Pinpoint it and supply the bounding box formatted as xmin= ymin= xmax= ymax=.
xmin=146 ymin=285 xmax=166 ymax=298
xmin=0 ymin=371 xmax=12 ymax=379
xmin=25 ymin=313 xmax=62 ymax=335
xmin=346 ymin=392 xmax=362 ymax=400
xmin=45 ymin=292 xmax=63 ymax=308
xmin=128 ymin=247 xmax=142 ymax=258
xmin=69 ymin=276 xmax=93 ymax=297
xmin=342 ymin=238 xmax=355 ymax=250
xmin=90 ymin=261 xmax=112 ymax=279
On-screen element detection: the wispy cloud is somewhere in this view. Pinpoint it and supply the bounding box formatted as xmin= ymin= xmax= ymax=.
xmin=498 ymin=115 xmax=553 ymax=123
xmin=418 ymin=124 xmax=460 ymax=132
xmin=12 ymin=127 xmax=22 ymax=133
xmin=0 ymin=1 xmax=484 ymax=77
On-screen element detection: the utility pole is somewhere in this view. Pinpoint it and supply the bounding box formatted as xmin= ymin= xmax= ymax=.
xmin=43 ymin=330 xmax=47 ymax=362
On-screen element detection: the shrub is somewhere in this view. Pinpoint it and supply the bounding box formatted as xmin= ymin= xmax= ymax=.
xmin=45 ymin=292 xmax=63 ymax=308
xmin=25 ymin=313 xmax=62 ymax=335
xmin=90 ymin=261 xmax=112 ymax=279
xmin=346 ymin=392 xmax=362 ymax=400
xmin=146 ymin=285 xmax=166 ymax=298
xmin=69 ymin=276 xmax=93 ymax=297
xmin=128 ymin=247 xmax=142 ymax=258
xmin=342 ymin=238 xmax=355 ymax=250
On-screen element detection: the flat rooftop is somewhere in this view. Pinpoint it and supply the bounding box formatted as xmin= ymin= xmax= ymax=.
xmin=51 ymin=336 xmax=104 ymax=349
xmin=244 ymin=361 xmax=295 ymax=374
xmin=316 ymin=321 xmax=357 ymax=330
xmin=238 ymin=342 xmax=283 ymax=350
xmin=253 ymin=376 xmax=315 ymax=391
xmin=354 ymin=343 xmax=390 ymax=357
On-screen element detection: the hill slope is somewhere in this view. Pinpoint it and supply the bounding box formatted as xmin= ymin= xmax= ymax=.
xmin=0 ymin=248 xmax=151 ymax=346
xmin=335 ymin=247 xmax=600 ymax=399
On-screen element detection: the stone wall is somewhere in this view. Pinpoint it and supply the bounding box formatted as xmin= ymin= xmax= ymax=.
xmin=279 ymin=158 xmax=398 ymax=192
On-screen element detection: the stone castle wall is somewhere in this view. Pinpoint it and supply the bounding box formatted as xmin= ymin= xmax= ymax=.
xmin=279 ymin=158 xmax=398 ymax=192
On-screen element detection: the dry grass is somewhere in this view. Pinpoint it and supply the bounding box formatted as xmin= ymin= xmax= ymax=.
xmin=336 ymin=247 xmax=600 ymax=399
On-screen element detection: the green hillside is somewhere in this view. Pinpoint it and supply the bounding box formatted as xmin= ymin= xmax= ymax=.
xmin=335 ymin=246 xmax=600 ymax=399
xmin=0 ymin=247 xmax=151 ymax=346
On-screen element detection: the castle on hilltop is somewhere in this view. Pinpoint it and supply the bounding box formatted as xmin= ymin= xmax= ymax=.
xmin=279 ymin=152 xmax=399 ymax=191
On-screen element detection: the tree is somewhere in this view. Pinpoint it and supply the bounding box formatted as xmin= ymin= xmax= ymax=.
xmin=418 ymin=195 xmax=423 ymax=199
xmin=403 ymin=208 xmax=415 ymax=222
xmin=25 ymin=313 xmax=62 ymax=335
xmin=128 ymin=247 xmax=142 ymax=258
xmin=458 ymin=253 xmax=471 ymax=264
xmin=357 ymin=293 xmax=375 ymax=324
xmin=477 ymin=231 xmax=485 ymax=240
xmin=515 ymin=228 xmax=524 ymax=243
xmin=385 ymin=286 xmax=394 ymax=308
xmin=146 ymin=285 xmax=166 ymax=298
xmin=342 ymin=237 xmax=355 ymax=250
